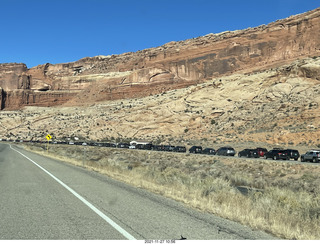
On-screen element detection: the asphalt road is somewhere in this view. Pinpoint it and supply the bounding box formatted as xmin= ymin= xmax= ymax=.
xmin=0 ymin=143 xmax=276 ymax=240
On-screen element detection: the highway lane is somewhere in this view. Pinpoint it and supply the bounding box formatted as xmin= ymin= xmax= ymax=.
xmin=0 ymin=144 xmax=127 ymax=239
xmin=0 ymin=143 xmax=276 ymax=240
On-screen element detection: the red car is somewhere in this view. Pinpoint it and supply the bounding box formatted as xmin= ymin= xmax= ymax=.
xmin=256 ymin=148 xmax=268 ymax=157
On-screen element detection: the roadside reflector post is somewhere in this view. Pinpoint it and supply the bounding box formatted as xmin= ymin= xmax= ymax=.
xmin=83 ymin=145 xmax=86 ymax=167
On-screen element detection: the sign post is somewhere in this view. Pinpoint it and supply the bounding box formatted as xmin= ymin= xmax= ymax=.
xmin=46 ymin=134 xmax=52 ymax=153
xmin=83 ymin=143 xmax=86 ymax=167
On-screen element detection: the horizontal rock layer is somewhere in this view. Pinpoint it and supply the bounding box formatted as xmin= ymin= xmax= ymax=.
xmin=0 ymin=8 xmax=320 ymax=109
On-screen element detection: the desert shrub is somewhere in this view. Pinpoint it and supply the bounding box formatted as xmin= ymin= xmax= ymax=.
xmin=25 ymin=143 xmax=320 ymax=239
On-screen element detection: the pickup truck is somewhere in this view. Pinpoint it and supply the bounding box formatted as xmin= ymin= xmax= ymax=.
xmin=301 ymin=150 xmax=320 ymax=163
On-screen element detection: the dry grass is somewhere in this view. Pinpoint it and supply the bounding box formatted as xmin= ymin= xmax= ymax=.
xmin=24 ymin=143 xmax=320 ymax=240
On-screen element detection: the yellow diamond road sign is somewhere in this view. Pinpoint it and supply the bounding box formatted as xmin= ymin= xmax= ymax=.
xmin=46 ymin=134 xmax=52 ymax=141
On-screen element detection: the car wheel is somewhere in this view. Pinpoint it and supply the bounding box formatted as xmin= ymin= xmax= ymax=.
xmin=301 ymin=157 xmax=305 ymax=162
xmin=313 ymin=158 xmax=318 ymax=163
xmin=273 ymin=156 xmax=277 ymax=160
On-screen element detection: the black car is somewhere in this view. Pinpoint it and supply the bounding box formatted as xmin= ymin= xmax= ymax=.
xmin=152 ymin=145 xmax=165 ymax=151
xmin=102 ymin=143 xmax=112 ymax=147
xmin=136 ymin=143 xmax=153 ymax=150
xmin=189 ymin=146 xmax=202 ymax=154
xmin=264 ymin=149 xmax=289 ymax=160
xmin=284 ymin=149 xmax=300 ymax=161
xmin=164 ymin=145 xmax=175 ymax=152
xmin=202 ymin=148 xmax=216 ymax=155
xmin=117 ymin=143 xmax=130 ymax=148
xmin=216 ymin=147 xmax=236 ymax=156
xmin=238 ymin=149 xmax=259 ymax=158
xmin=173 ymin=146 xmax=187 ymax=153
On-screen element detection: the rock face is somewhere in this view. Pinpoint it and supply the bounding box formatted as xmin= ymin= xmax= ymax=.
xmin=1 ymin=8 xmax=320 ymax=110
xmin=0 ymin=63 xmax=29 ymax=90
xmin=0 ymin=63 xmax=75 ymax=109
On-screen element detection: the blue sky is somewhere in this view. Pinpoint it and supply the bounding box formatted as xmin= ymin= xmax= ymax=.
xmin=1 ymin=0 xmax=319 ymax=68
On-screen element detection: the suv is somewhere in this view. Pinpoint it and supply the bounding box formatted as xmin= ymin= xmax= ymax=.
xmin=301 ymin=150 xmax=320 ymax=163
xmin=256 ymin=148 xmax=268 ymax=157
xmin=189 ymin=146 xmax=202 ymax=154
xmin=238 ymin=149 xmax=259 ymax=158
xmin=264 ymin=149 xmax=289 ymax=160
xmin=216 ymin=147 xmax=236 ymax=156
xmin=284 ymin=149 xmax=300 ymax=161
xmin=202 ymin=148 xmax=216 ymax=155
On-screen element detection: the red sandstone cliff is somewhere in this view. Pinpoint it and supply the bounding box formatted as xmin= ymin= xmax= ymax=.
xmin=1 ymin=8 xmax=320 ymax=109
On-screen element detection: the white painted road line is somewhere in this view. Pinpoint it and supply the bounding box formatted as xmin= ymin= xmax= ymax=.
xmin=10 ymin=145 xmax=136 ymax=240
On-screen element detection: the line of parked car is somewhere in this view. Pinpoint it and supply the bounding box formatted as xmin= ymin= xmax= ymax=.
xmin=236 ymin=148 xmax=300 ymax=161
xmin=188 ymin=146 xmax=237 ymax=156
xmin=189 ymin=146 xmax=302 ymax=160
xmin=237 ymin=147 xmax=320 ymax=163
xmin=4 ymin=138 xmax=320 ymax=163
xmin=188 ymin=145 xmax=320 ymax=163
xmin=193 ymin=146 xmax=320 ymax=163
